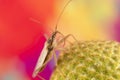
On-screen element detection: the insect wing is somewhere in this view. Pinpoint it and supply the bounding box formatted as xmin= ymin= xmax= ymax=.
xmin=32 ymin=41 xmax=48 ymax=78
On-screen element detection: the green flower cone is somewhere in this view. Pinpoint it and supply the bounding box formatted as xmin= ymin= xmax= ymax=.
xmin=51 ymin=41 xmax=120 ymax=80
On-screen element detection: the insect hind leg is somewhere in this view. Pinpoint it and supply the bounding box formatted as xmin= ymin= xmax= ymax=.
xmin=37 ymin=74 xmax=46 ymax=80
xmin=53 ymin=50 xmax=66 ymax=78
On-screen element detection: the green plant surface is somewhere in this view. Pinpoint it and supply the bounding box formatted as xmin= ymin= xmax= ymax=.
xmin=51 ymin=41 xmax=120 ymax=80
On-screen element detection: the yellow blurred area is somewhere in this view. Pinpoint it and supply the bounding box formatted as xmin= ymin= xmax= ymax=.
xmin=47 ymin=0 xmax=118 ymax=41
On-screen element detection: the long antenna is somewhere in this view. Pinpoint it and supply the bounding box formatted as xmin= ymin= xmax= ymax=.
xmin=55 ymin=0 xmax=72 ymax=31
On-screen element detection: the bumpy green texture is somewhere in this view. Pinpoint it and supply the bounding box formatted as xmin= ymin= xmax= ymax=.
xmin=51 ymin=41 xmax=120 ymax=80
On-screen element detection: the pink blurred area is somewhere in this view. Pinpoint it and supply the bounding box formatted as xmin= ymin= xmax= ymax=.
xmin=115 ymin=16 xmax=120 ymax=41
xmin=0 ymin=0 xmax=120 ymax=80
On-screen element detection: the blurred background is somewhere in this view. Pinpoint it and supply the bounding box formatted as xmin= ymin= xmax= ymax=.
xmin=0 ymin=0 xmax=119 ymax=80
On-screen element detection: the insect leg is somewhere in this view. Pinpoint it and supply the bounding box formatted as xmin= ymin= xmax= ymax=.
xmin=55 ymin=34 xmax=78 ymax=54
xmin=56 ymin=31 xmax=66 ymax=46
xmin=57 ymin=34 xmax=78 ymax=46
xmin=37 ymin=75 xmax=46 ymax=80
xmin=53 ymin=50 xmax=66 ymax=78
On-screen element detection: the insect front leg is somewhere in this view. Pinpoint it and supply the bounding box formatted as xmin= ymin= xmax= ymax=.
xmin=57 ymin=34 xmax=78 ymax=46
xmin=52 ymin=34 xmax=78 ymax=53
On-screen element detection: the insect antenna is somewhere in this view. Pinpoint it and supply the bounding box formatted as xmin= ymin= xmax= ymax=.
xmin=55 ymin=0 xmax=73 ymax=31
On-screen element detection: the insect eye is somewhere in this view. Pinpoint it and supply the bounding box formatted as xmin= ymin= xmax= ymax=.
xmin=47 ymin=38 xmax=52 ymax=43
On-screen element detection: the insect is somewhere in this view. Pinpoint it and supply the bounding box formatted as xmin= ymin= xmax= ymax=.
xmin=32 ymin=0 xmax=77 ymax=79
